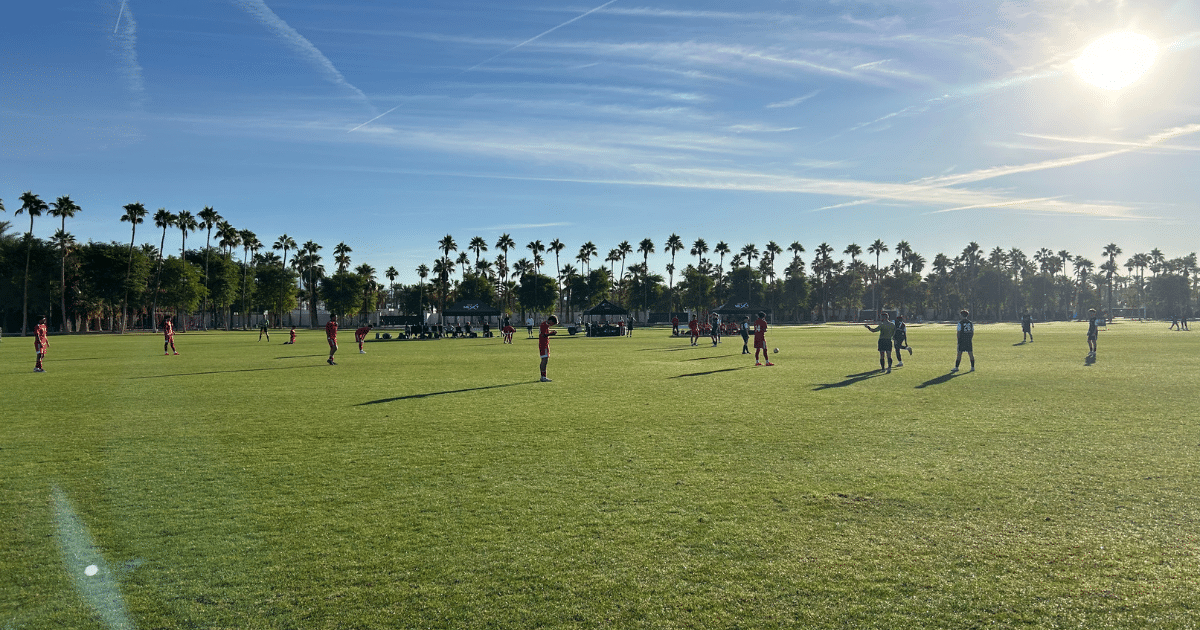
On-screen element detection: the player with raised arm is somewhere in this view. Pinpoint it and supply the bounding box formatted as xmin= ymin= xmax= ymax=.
xmin=864 ymin=312 xmax=896 ymax=373
xmin=33 ymin=316 xmax=49 ymax=372
xmin=539 ymin=315 xmax=559 ymax=382
xmin=356 ymin=323 xmax=373 ymax=353
xmin=163 ymin=316 xmax=178 ymax=355
xmin=753 ymin=312 xmax=773 ymax=366
xmin=951 ymin=310 xmax=975 ymax=373
xmin=325 ymin=314 xmax=339 ymax=365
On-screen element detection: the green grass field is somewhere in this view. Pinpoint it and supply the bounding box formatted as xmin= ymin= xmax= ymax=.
xmin=2 ymin=321 xmax=1198 ymax=629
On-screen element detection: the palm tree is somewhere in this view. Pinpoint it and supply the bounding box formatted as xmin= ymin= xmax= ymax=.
xmin=334 ymin=241 xmax=353 ymax=273
xmin=416 ymin=263 xmax=430 ymax=313
xmin=1148 ymin=248 xmax=1165 ymax=277
xmin=49 ymin=195 xmax=81 ymax=332
xmin=384 ymin=266 xmax=399 ymax=309
xmin=637 ymin=238 xmax=655 ymax=311
xmin=176 ymin=210 xmax=198 ymax=257
xmin=239 ymin=229 xmax=258 ymax=328
xmin=843 ymin=243 xmax=862 ymax=264
xmin=149 ymin=208 xmax=177 ymax=331
xmin=526 ymin=240 xmax=545 ymax=275
xmin=1072 ymin=256 xmax=1094 ymax=317
xmin=577 ymin=241 xmax=597 ymax=273
xmin=714 ymin=241 xmax=731 ymax=280
xmin=15 ymin=192 xmax=48 ymax=335
xmin=548 ymin=239 xmax=565 ymax=313
xmin=469 ymin=236 xmax=489 ymax=266
xmin=764 ymin=241 xmax=783 ymax=283
xmin=495 ymin=233 xmax=514 ymax=279
xmin=867 ymin=239 xmax=888 ymax=315
xmin=1057 ymin=250 xmax=1071 ymax=280
xmin=456 ymin=251 xmax=470 ymax=277
xmin=217 ymin=220 xmax=239 ymax=258
xmin=691 ymin=238 xmax=709 ymax=271
xmin=606 ymin=249 xmax=620 ymax=286
xmin=813 ymin=243 xmax=834 ymax=321
xmin=616 ymin=240 xmax=633 ymax=292
xmin=119 ymin=202 xmax=148 ymax=332
xmin=1102 ymin=243 xmax=1122 ymax=315
xmin=197 ymin=206 xmax=221 ymax=329
xmin=741 ymin=243 xmax=759 ymax=269
xmin=665 ymin=234 xmax=684 ymax=293
xmin=437 ymin=235 xmax=457 ymax=322
xmin=272 ymin=234 xmax=298 ymax=324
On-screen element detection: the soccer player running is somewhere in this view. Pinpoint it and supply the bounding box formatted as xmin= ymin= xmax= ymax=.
xmin=951 ymin=309 xmax=975 ymax=373
xmin=356 ymin=323 xmax=373 ymax=353
xmin=258 ymin=320 xmax=270 ymax=342
xmin=33 ymin=316 xmax=49 ymax=372
xmin=1086 ymin=308 xmax=1100 ymax=358
xmin=1021 ymin=311 xmax=1034 ymax=342
xmin=864 ymin=312 xmax=896 ymax=373
xmin=753 ymin=312 xmax=774 ymax=366
xmin=892 ymin=314 xmax=913 ymax=366
xmin=163 ymin=316 xmax=178 ymax=355
xmin=325 ymin=314 xmax=339 ymax=365
xmin=538 ymin=315 xmax=559 ymax=382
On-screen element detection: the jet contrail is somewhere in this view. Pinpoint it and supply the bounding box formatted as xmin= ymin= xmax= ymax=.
xmin=349 ymin=0 xmax=618 ymax=132
xmin=114 ymin=0 xmax=126 ymax=33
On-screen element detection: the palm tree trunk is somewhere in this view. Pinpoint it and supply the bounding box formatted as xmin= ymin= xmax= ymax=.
xmin=21 ymin=234 xmax=33 ymax=336
xmin=60 ymin=249 xmax=69 ymax=333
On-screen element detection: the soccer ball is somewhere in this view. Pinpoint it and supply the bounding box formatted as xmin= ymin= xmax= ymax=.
xmin=773 ymin=347 xmax=779 ymax=354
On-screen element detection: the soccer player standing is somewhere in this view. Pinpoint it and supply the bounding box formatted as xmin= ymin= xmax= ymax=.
xmin=893 ymin=314 xmax=913 ymax=366
xmin=258 ymin=319 xmax=270 ymax=342
xmin=163 ymin=316 xmax=178 ymax=355
xmin=1086 ymin=308 xmax=1100 ymax=357
xmin=864 ymin=313 xmax=896 ymax=373
xmin=1021 ymin=311 xmax=1034 ymax=342
xmin=356 ymin=323 xmax=373 ymax=353
xmin=753 ymin=312 xmax=773 ymax=366
xmin=740 ymin=316 xmax=751 ymax=354
xmin=325 ymin=314 xmax=339 ymax=365
xmin=688 ymin=314 xmax=700 ymax=346
xmin=709 ymin=312 xmax=721 ymax=346
xmin=951 ymin=310 xmax=975 ymax=373
xmin=33 ymin=316 xmax=49 ymax=372
xmin=539 ymin=315 xmax=559 ymax=382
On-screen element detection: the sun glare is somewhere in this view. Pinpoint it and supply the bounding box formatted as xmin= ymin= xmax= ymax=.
xmin=1073 ymin=32 xmax=1157 ymax=90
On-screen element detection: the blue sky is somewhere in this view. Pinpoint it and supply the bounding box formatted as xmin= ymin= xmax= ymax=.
xmin=2 ymin=0 xmax=1198 ymax=283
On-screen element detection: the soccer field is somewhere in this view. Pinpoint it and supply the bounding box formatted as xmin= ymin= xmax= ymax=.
xmin=2 ymin=322 xmax=1198 ymax=629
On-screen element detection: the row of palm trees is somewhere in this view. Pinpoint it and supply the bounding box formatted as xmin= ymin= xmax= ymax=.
xmin=414 ymin=232 xmax=1199 ymax=321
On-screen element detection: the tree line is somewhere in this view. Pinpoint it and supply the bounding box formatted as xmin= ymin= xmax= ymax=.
xmin=2 ymin=191 xmax=1197 ymax=335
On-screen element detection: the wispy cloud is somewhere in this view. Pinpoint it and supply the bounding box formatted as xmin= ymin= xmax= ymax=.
xmin=483 ymin=222 xmax=572 ymax=231
xmin=231 ymin=0 xmax=372 ymax=107
xmin=766 ymin=90 xmax=821 ymax=109
xmin=108 ymin=0 xmax=145 ymax=107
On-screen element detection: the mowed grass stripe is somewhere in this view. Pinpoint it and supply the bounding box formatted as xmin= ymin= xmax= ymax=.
xmin=2 ymin=322 xmax=1198 ymax=628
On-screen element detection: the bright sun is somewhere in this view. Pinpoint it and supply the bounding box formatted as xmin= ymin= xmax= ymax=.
xmin=1073 ymin=32 xmax=1157 ymax=90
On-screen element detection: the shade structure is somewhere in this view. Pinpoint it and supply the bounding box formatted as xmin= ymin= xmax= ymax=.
xmin=712 ymin=302 xmax=768 ymax=316
xmin=582 ymin=299 xmax=630 ymax=316
xmin=443 ymin=300 xmax=502 ymax=317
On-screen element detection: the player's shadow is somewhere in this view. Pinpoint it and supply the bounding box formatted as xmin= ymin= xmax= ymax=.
xmin=1084 ymin=354 xmax=1096 ymax=366
xmin=915 ymin=372 xmax=962 ymax=389
xmin=1012 ymin=341 xmax=1027 ymax=346
xmin=131 ymin=365 xmax=326 ymax=378
xmin=358 ymin=382 xmax=527 ymax=405
xmin=274 ymin=354 xmax=327 ymax=359
xmin=670 ymin=367 xmax=746 ymax=378
xmin=684 ymin=355 xmax=737 ymax=361
xmin=813 ymin=371 xmax=883 ymax=390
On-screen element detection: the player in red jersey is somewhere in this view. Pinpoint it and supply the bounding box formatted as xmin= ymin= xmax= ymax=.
xmin=753 ymin=312 xmax=774 ymax=366
xmin=538 ymin=315 xmax=558 ymax=382
xmin=325 ymin=314 xmax=339 ymax=365
xmin=284 ymin=326 xmax=296 ymax=344
xmin=671 ymin=315 xmax=680 ymax=336
xmin=355 ymin=324 xmax=373 ymax=353
xmin=33 ymin=316 xmax=49 ymax=372
xmin=688 ymin=315 xmax=699 ymax=346
xmin=162 ymin=316 xmax=178 ymax=355
xmin=501 ymin=323 xmax=516 ymax=344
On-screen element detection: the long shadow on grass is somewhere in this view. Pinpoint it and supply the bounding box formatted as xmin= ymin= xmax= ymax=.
xmin=130 ymin=365 xmax=327 ymax=379
xmin=914 ymin=372 xmax=963 ymax=389
xmin=358 ymin=382 xmax=529 ymax=405
xmin=274 ymin=354 xmax=327 ymax=359
xmin=670 ymin=367 xmax=747 ymax=378
xmin=1084 ymin=354 xmax=1096 ymax=366
xmin=813 ymin=370 xmax=884 ymax=390
xmin=684 ymin=355 xmax=738 ymax=361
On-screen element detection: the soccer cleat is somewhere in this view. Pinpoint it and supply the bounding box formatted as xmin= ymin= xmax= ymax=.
xmin=34 ymin=367 xmax=44 ymax=372
xmin=886 ymin=368 xmax=891 ymax=373
xmin=908 ymin=347 xmax=913 ymax=355
xmin=173 ymin=352 xmax=179 ymax=355
xmin=755 ymin=362 xmax=763 ymax=366
xmin=165 ymin=352 xmax=170 ymax=356
xmin=540 ymin=376 xmax=552 ymax=382
xmin=896 ymin=361 xmax=903 ymax=367
xmin=360 ymin=350 xmax=366 ymax=354
xmin=950 ymin=367 xmax=959 ymax=373
xmin=970 ymin=367 xmax=975 ymax=372
xmin=765 ymin=361 xmax=774 ymax=366
xmin=327 ymin=359 xmax=336 ymax=365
